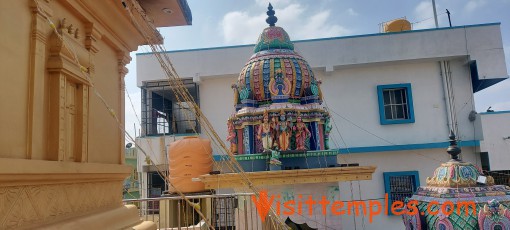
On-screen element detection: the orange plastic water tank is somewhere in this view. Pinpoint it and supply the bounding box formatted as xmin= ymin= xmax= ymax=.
xmin=168 ymin=137 xmax=212 ymax=193
xmin=384 ymin=19 xmax=412 ymax=33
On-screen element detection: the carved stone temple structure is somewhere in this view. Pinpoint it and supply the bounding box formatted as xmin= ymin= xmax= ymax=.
xmin=0 ymin=0 xmax=191 ymax=228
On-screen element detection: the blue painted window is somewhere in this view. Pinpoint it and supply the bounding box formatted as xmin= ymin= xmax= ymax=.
xmin=377 ymin=84 xmax=415 ymax=125
xmin=383 ymin=171 xmax=420 ymax=214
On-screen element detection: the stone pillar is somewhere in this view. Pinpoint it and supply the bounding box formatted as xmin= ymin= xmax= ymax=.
xmin=27 ymin=0 xmax=52 ymax=160
xmin=118 ymin=51 xmax=131 ymax=164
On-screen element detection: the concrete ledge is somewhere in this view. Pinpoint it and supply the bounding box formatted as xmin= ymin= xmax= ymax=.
xmin=199 ymin=166 xmax=376 ymax=189
xmin=39 ymin=205 xmax=156 ymax=230
xmin=0 ymin=158 xmax=131 ymax=186
xmin=0 ymin=158 xmax=131 ymax=174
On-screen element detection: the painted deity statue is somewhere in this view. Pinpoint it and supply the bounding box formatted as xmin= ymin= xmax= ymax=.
xmin=257 ymin=110 xmax=272 ymax=151
xmin=226 ymin=118 xmax=237 ymax=154
xmin=269 ymin=149 xmax=282 ymax=165
xmin=269 ymin=69 xmax=291 ymax=97
xmin=277 ymin=110 xmax=290 ymax=151
xmin=231 ymin=84 xmax=240 ymax=105
xmin=270 ymin=116 xmax=279 ymax=149
xmin=294 ymin=113 xmax=311 ymax=151
xmin=324 ymin=116 xmax=332 ymax=150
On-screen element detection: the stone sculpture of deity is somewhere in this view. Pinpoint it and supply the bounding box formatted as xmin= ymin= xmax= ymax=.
xmin=294 ymin=113 xmax=311 ymax=151
xmin=257 ymin=110 xmax=272 ymax=152
xmin=226 ymin=118 xmax=237 ymax=154
xmin=278 ymin=110 xmax=290 ymax=151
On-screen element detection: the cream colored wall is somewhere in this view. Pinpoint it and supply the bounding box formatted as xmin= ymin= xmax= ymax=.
xmin=0 ymin=0 xmax=32 ymax=158
xmin=0 ymin=0 xmax=154 ymax=228
xmin=88 ymin=39 xmax=123 ymax=164
xmin=0 ymin=0 xmax=136 ymax=163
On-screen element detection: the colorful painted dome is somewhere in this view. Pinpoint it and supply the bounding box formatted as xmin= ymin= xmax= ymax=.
xmin=226 ymin=4 xmax=331 ymax=156
xmin=253 ymin=26 xmax=294 ymax=52
xmin=426 ymin=161 xmax=485 ymax=187
xmin=234 ymin=4 xmax=321 ymax=106
xmin=402 ymin=132 xmax=510 ymax=230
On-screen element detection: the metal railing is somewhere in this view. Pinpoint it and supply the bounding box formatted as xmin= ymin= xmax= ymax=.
xmin=123 ymin=193 xmax=267 ymax=230
xmin=488 ymin=170 xmax=510 ymax=186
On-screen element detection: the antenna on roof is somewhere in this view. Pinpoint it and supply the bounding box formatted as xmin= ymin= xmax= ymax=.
xmin=432 ymin=0 xmax=439 ymax=28
xmin=446 ymin=9 xmax=452 ymax=27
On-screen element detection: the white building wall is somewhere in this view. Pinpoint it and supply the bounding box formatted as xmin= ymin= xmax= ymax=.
xmin=137 ymin=24 xmax=507 ymax=86
xmin=319 ymin=61 xmax=451 ymax=147
xmin=338 ymin=147 xmax=479 ymax=230
xmin=480 ymin=112 xmax=510 ymax=170
xmin=197 ymin=75 xmax=237 ymax=148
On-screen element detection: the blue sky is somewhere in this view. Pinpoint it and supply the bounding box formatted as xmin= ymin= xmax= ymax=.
xmin=124 ymin=0 xmax=510 ymax=138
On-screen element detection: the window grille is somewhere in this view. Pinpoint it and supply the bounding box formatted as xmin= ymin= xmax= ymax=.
xmin=140 ymin=80 xmax=200 ymax=136
xmin=377 ymin=83 xmax=415 ymax=125
xmin=213 ymin=196 xmax=237 ymax=229
xmin=388 ymin=175 xmax=415 ymax=203
xmin=383 ymin=171 xmax=419 ymax=214
xmin=383 ymin=88 xmax=409 ymax=120
xmin=488 ymin=170 xmax=510 ymax=186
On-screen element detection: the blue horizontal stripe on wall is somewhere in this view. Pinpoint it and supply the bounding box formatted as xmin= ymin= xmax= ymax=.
xmin=480 ymin=110 xmax=510 ymax=115
xmin=338 ymin=140 xmax=479 ymax=154
xmin=212 ymin=140 xmax=480 ymax=161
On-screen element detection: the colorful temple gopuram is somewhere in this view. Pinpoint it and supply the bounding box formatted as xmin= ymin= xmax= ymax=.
xmin=227 ymin=4 xmax=332 ymax=159
xmin=402 ymin=132 xmax=510 ymax=230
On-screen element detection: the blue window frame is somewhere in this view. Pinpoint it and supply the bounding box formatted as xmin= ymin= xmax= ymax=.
xmin=383 ymin=171 xmax=420 ymax=214
xmin=377 ymin=83 xmax=415 ymax=125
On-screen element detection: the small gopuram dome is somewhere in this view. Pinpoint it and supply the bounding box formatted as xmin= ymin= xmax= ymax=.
xmin=402 ymin=131 xmax=510 ymax=230
xmin=234 ymin=3 xmax=322 ymax=107
xmin=227 ymin=4 xmax=331 ymax=155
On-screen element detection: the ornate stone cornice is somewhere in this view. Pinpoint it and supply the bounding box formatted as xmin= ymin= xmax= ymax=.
xmin=117 ymin=51 xmax=131 ymax=77
xmin=85 ymin=22 xmax=102 ymax=53
xmin=29 ymin=0 xmax=53 ymax=44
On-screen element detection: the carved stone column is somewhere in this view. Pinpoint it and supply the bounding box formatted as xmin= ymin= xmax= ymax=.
xmin=27 ymin=1 xmax=53 ymax=160
xmin=118 ymin=51 xmax=131 ymax=164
